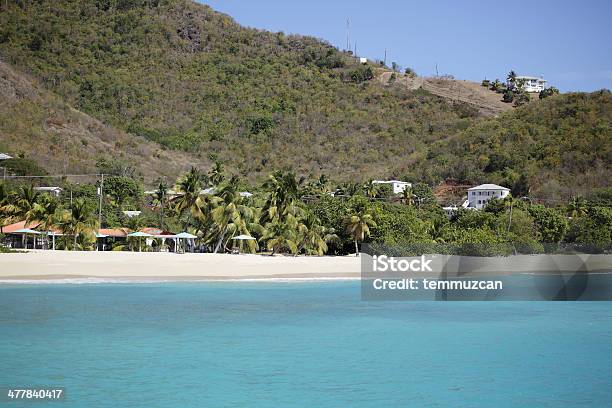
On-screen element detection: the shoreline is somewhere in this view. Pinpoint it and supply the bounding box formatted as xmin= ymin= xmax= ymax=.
xmin=0 ymin=250 xmax=362 ymax=282
xmin=1 ymin=251 xmax=609 ymax=284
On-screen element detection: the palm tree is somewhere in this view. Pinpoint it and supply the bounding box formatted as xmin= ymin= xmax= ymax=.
xmin=567 ymin=196 xmax=587 ymax=218
xmin=208 ymin=161 xmax=225 ymax=186
xmin=31 ymin=194 xmax=59 ymax=249
xmin=315 ymin=174 xmax=330 ymax=194
xmin=401 ymin=186 xmax=416 ymax=206
xmin=506 ymin=70 xmax=517 ymax=85
xmin=263 ymin=221 xmax=299 ymax=255
xmin=0 ymin=182 xmax=12 ymax=233
xmin=61 ymin=199 xmax=98 ymax=250
xmin=363 ymin=181 xmax=379 ymax=199
xmin=209 ymin=184 xmax=240 ymax=253
xmin=343 ymin=211 xmax=376 ymax=255
xmin=261 ymin=170 xmax=299 ymax=225
xmin=7 ymin=185 xmax=40 ymax=227
xmin=172 ymin=167 xmax=203 ymax=228
xmin=153 ymin=179 xmax=169 ymax=230
xmin=296 ymin=213 xmax=339 ymax=256
xmin=207 ymin=180 xmax=262 ymax=253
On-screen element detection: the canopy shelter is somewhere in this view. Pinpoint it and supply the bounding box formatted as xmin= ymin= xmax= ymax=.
xmin=174 ymin=232 xmax=197 ymax=253
xmin=127 ymin=231 xmax=152 ymax=237
xmin=2 ymin=221 xmax=65 ymax=250
xmin=232 ymin=234 xmax=256 ymax=240
xmin=231 ymin=234 xmax=257 ymax=254
xmin=12 ymin=228 xmax=42 ymax=249
xmin=127 ymin=231 xmax=153 ymax=252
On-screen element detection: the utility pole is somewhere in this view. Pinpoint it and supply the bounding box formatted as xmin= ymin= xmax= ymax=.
xmin=384 ymin=49 xmax=387 ymax=66
xmin=346 ymin=19 xmax=350 ymax=51
xmin=98 ymin=173 xmax=104 ymax=227
xmin=435 ymin=63 xmax=439 ymax=77
xmin=160 ymin=188 xmax=165 ymax=231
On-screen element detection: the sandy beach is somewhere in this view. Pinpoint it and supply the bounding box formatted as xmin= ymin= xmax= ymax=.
xmin=0 ymin=250 xmax=362 ymax=281
xmin=1 ymin=251 xmax=609 ymax=282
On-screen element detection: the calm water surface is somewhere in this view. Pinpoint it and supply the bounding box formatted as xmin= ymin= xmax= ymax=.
xmin=1 ymin=282 xmax=611 ymax=407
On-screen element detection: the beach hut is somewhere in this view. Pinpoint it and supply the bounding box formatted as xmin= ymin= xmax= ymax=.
xmin=173 ymin=232 xmax=197 ymax=253
xmin=13 ymin=228 xmax=42 ymax=249
xmin=127 ymin=231 xmax=153 ymax=252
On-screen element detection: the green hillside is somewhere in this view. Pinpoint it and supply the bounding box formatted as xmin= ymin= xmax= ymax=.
xmin=420 ymin=91 xmax=611 ymax=199
xmin=0 ymin=0 xmax=480 ymax=179
xmin=0 ymin=0 xmax=609 ymax=198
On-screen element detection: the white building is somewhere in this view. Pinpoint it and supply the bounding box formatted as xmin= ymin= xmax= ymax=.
xmin=0 ymin=153 xmax=12 ymax=160
xmin=372 ymin=180 xmax=411 ymax=194
xmin=467 ymin=184 xmax=510 ymax=210
xmin=510 ymin=76 xmax=547 ymax=93
xmin=359 ymin=57 xmax=367 ymax=64
xmin=34 ymin=186 xmax=62 ymax=197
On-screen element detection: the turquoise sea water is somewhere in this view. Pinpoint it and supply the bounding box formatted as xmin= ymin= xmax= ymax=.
xmin=1 ymin=282 xmax=611 ymax=407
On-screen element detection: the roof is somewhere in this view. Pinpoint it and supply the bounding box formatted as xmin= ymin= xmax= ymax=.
xmin=174 ymin=232 xmax=197 ymax=239
xmin=141 ymin=227 xmax=174 ymax=236
xmin=516 ymin=76 xmax=546 ymax=81
xmin=98 ymin=228 xmax=130 ymax=237
xmin=468 ymin=184 xmax=510 ymax=191
xmin=2 ymin=220 xmax=34 ymax=233
xmin=372 ymin=180 xmax=410 ymax=184
xmin=1 ymin=220 xmax=62 ymax=234
xmin=128 ymin=231 xmax=153 ymax=237
xmin=33 ymin=186 xmax=62 ymax=191
xmin=0 ymin=153 xmax=12 ymax=160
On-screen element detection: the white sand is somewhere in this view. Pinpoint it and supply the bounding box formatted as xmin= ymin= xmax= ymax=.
xmin=0 ymin=250 xmax=362 ymax=281
xmin=1 ymin=251 xmax=608 ymax=282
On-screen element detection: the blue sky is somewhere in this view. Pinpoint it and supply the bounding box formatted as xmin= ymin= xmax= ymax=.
xmin=200 ymin=0 xmax=611 ymax=92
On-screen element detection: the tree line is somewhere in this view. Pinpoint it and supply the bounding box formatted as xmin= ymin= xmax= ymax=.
xmin=1 ymin=166 xmax=610 ymax=255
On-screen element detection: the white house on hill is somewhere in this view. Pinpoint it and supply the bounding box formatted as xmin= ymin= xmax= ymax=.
xmin=372 ymin=180 xmax=411 ymax=194
xmin=510 ymin=76 xmax=547 ymax=93
xmin=467 ymin=184 xmax=510 ymax=209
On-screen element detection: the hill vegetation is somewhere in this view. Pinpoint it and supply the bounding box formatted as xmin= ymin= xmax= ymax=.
xmin=2 ymin=169 xmax=610 ymax=255
xmin=0 ymin=60 xmax=195 ymax=179
xmin=0 ymin=0 xmax=488 ymax=181
xmin=419 ymin=91 xmax=611 ymax=199
xmin=0 ymin=0 xmax=609 ymax=201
